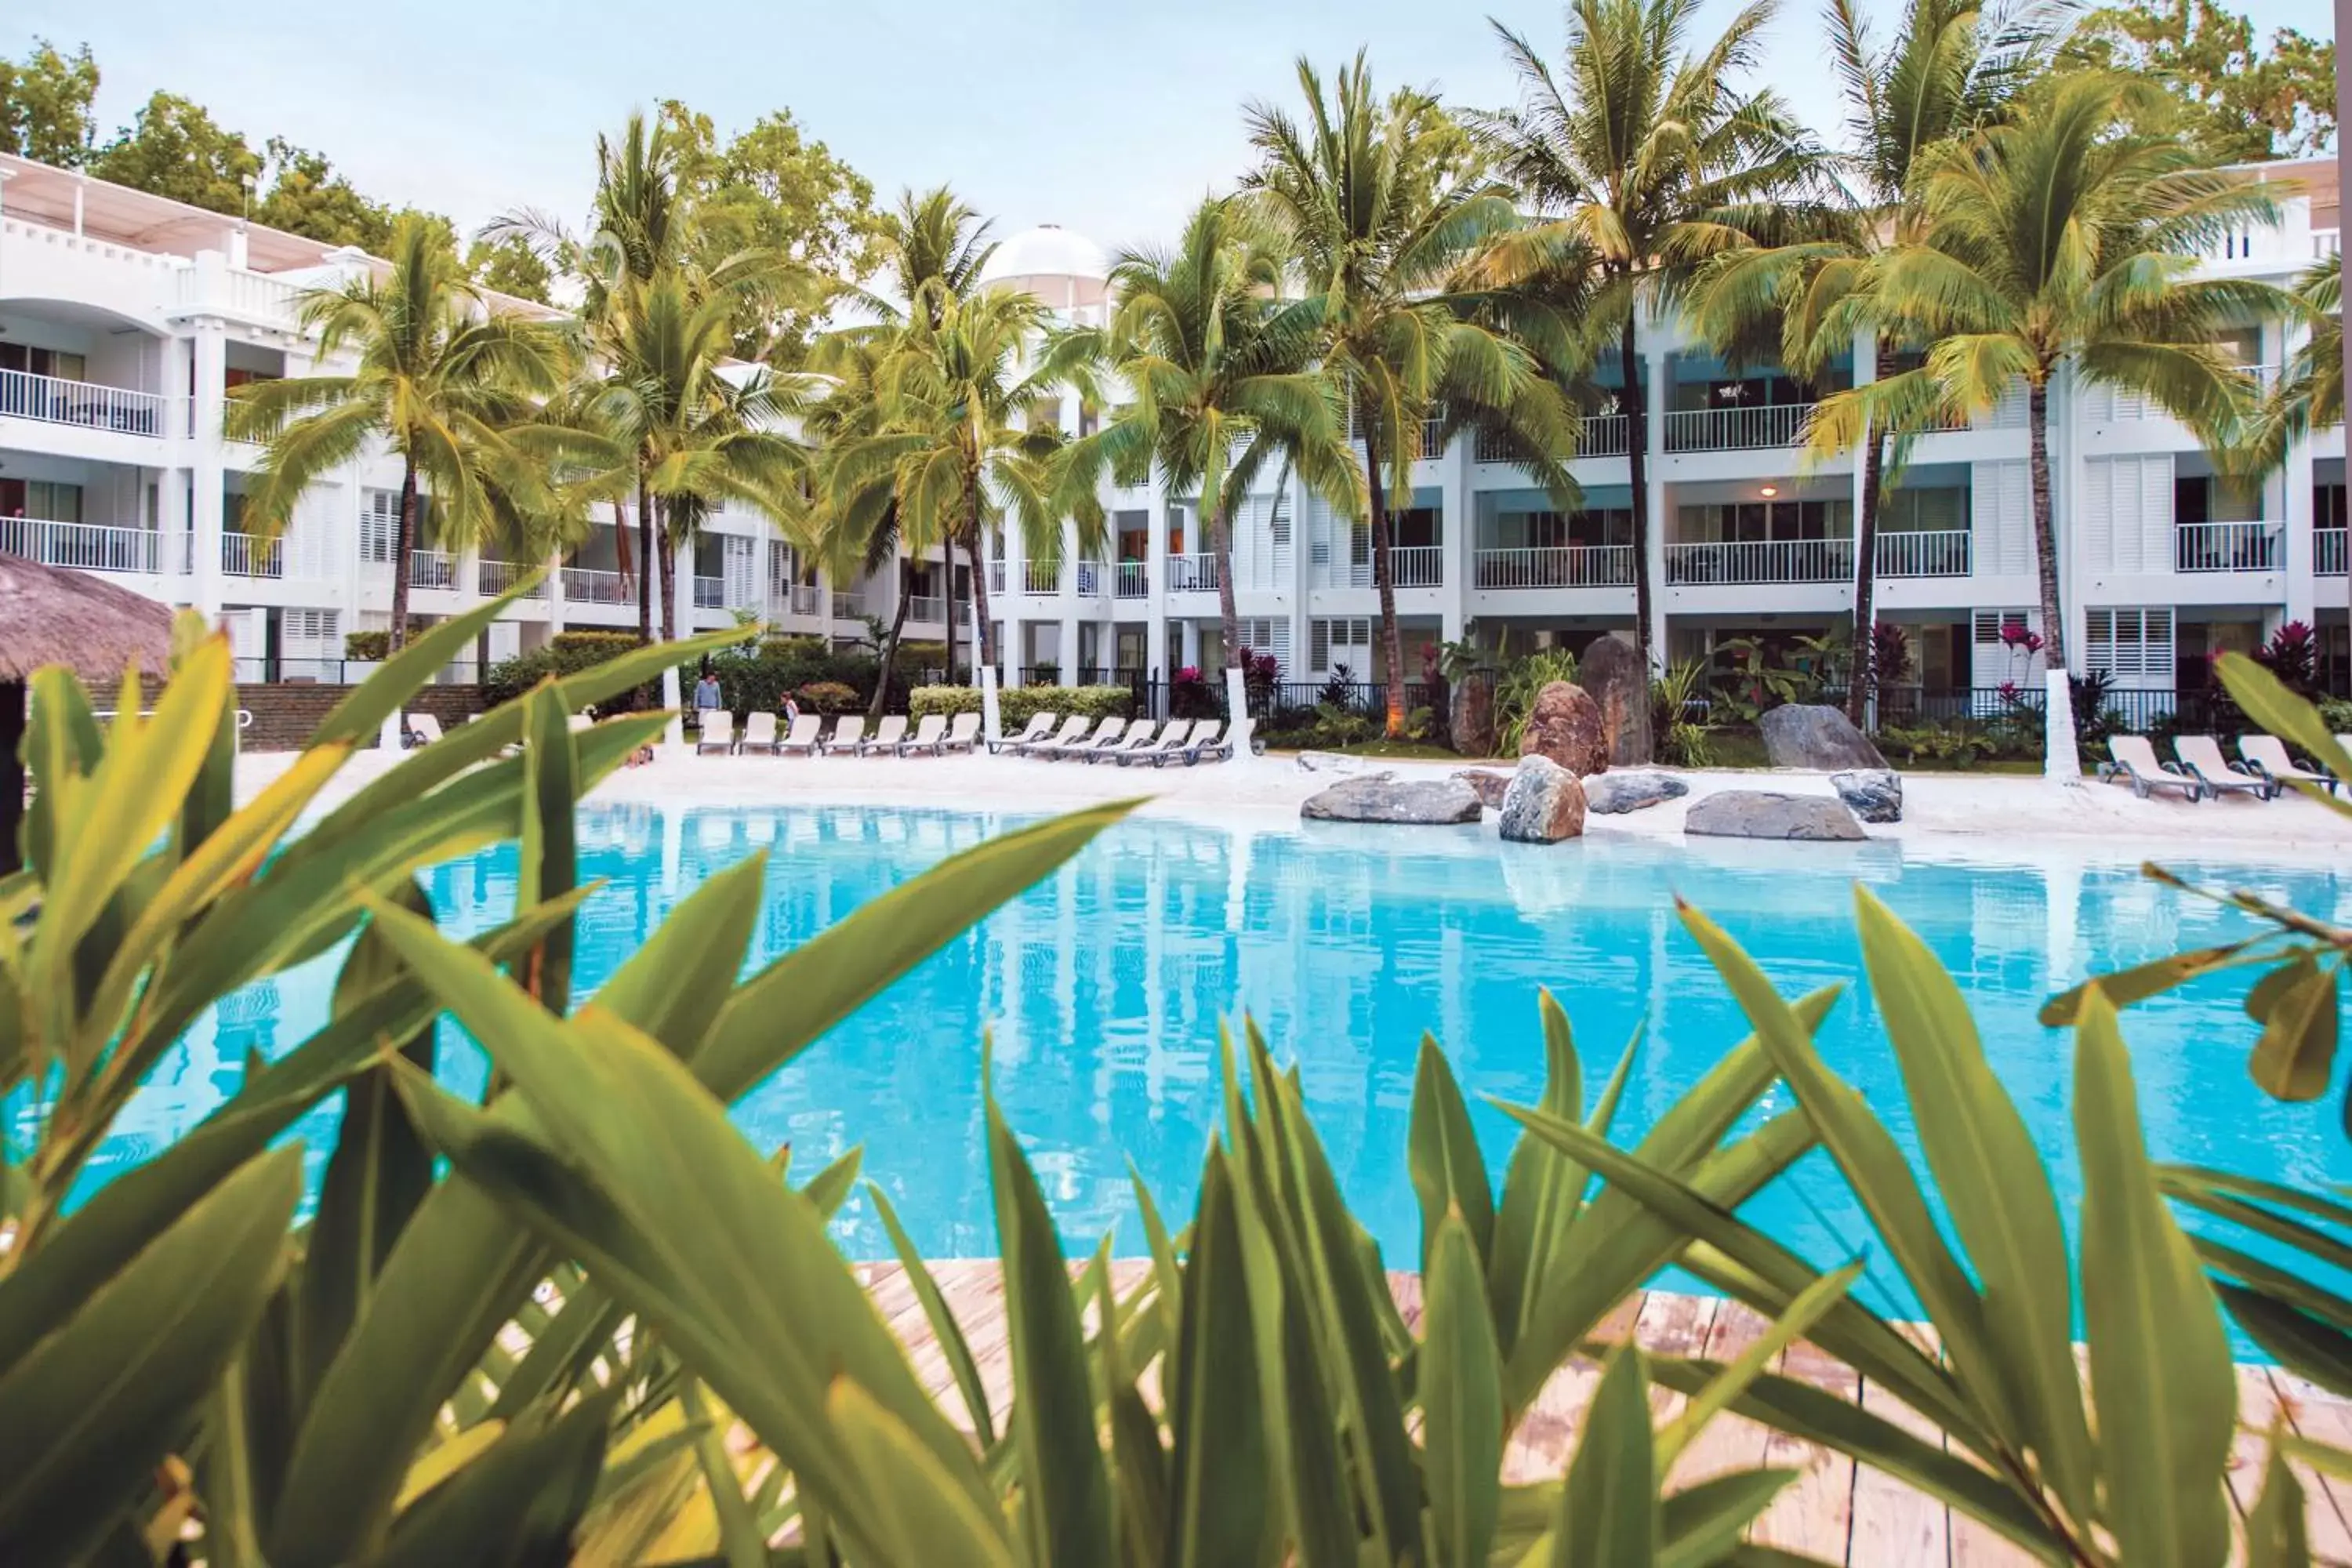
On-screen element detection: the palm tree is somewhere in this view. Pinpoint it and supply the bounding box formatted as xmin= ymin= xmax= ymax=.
xmin=1804 ymin=70 xmax=2288 ymax=673
xmin=855 ymin=186 xmax=1000 ymax=330
xmin=2238 ymin=252 xmax=2341 ymax=475
xmin=1247 ymin=54 xmax=1584 ymax=738
xmin=227 ymin=215 xmax=567 ymax=653
xmin=804 ymin=334 xmax=931 ymax=719
xmin=1473 ymin=0 xmax=1822 ymax=702
xmin=1684 ymin=0 xmax=2045 ymax=720
xmin=1062 ymin=195 xmax=1362 ymax=683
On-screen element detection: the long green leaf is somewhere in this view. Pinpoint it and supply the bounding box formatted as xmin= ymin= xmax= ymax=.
xmin=826 ymin=1377 xmax=1019 ymax=1568
xmin=372 ymin=1389 xmax=619 ymax=1568
xmin=310 ymin=580 xmax=552 ymax=746
xmin=1164 ymin=1146 xmax=1269 ymax=1568
xmin=516 ymin=682 xmax=579 ymax=1013
xmin=2245 ymin=1443 xmax=2314 ymax=1568
xmin=869 ymin=1182 xmax=996 ymax=1446
xmin=1425 ymin=1212 xmax=1503 ymax=1568
xmin=1409 ymin=1035 xmax=1496 ymax=1272
xmin=1552 ymin=1348 xmax=1657 ymax=1568
xmin=1654 ymin=1260 xmax=1860 ymax=1472
xmin=1657 ymin=1470 xmax=1802 ymax=1568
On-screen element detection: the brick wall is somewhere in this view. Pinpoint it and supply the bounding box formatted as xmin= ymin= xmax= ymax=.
xmin=234 ymin=684 xmax=486 ymax=751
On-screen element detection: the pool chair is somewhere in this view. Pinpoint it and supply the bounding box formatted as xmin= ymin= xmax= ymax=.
xmin=1122 ymin=719 xmax=1200 ymax=766
xmin=994 ymin=712 xmax=1058 ymax=756
xmin=567 ymin=713 xmax=596 ymax=734
xmin=2239 ymin=734 xmax=2341 ymax=797
xmin=2099 ymin=735 xmax=2201 ymax=800
xmin=860 ymin=714 xmax=909 ymax=755
xmin=2172 ymin=735 xmax=2280 ymax=800
xmin=1177 ymin=718 xmax=1232 ymax=765
xmin=776 ymin=714 xmax=825 ymax=757
xmin=738 ymin=712 xmax=779 ymax=754
xmin=401 ymin=712 xmax=445 ymax=749
xmin=1048 ymin=717 xmax=1127 ymax=760
xmin=695 ymin=711 xmax=735 ymax=754
xmin=1098 ymin=719 xmax=1162 ymax=764
xmin=899 ymin=713 xmax=947 ymax=755
xmin=1011 ymin=714 xmax=1087 ymax=757
xmin=820 ymin=715 xmax=866 ymax=756
xmin=941 ymin=712 xmax=982 ymax=753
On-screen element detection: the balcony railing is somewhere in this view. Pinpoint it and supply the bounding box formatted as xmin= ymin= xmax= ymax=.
xmin=0 ymin=517 xmax=169 ymax=574
xmin=786 ymin=583 xmax=823 ymax=615
xmin=221 ymin=532 xmax=283 ymax=579
xmin=1115 ymin=561 xmax=1149 ymax=598
xmin=988 ymin=559 xmax=1005 ymax=593
xmin=1665 ymin=537 xmax=1853 ymax=585
xmin=906 ymin=593 xmax=946 ymax=623
xmin=833 ymin=593 xmax=866 ymax=620
xmin=1472 ymin=411 xmax=1632 ymax=465
xmin=1390 ymin=544 xmax=1443 ymax=587
xmin=560 ymin=566 xmax=634 ymax=604
xmin=1022 ymin=561 xmax=1061 ymax=595
xmin=476 ymin=557 xmax=546 ymax=597
xmin=1472 ymin=545 xmax=1634 ymax=590
xmin=1167 ymin=552 xmax=1220 ymax=593
xmin=2175 ymin=521 xmax=2278 ymax=574
xmin=1663 ymin=401 xmax=1815 ymax=452
xmin=0 ymin=368 xmax=169 ymax=436
xmin=2318 ymin=527 xmax=2349 ymax=576
xmin=409 ymin=549 xmax=459 ymax=590
xmin=694 ymin=575 xmax=725 ymax=609
xmin=1873 ymin=529 xmax=1972 ymax=579
xmin=1074 ymin=561 xmax=1103 ymax=597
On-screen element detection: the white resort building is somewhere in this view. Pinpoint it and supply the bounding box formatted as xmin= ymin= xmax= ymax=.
xmin=2 ymin=148 xmax=2344 ymax=713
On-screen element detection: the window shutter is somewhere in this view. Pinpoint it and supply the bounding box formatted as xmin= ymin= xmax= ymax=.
xmin=1310 ymin=619 xmax=1331 ymax=670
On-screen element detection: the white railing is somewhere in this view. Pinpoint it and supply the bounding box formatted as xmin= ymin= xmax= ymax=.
xmin=1579 ymin=412 xmax=1632 ymax=457
xmin=1472 ymin=545 xmax=1634 ymax=589
xmin=1874 ymin=529 xmax=1972 ymax=579
xmin=2318 ymin=229 xmax=2342 ymax=260
xmin=694 ymin=575 xmax=725 ymax=609
xmin=1167 ymin=552 xmax=1220 ymax=593
xmin=1391 ymin=545 xmax=1443 ymax=587
xmin=1021 ymin=561 xmax=1061 ymax=594
xmin=477 ymin=557 xmax=546 ymax=597
xmin=0 ymin=517 xmax=168 ymax=575
xmin=788 ymin=583 xmax=823 ymax=615
xmin=221 ymin=532 xmax=283 ymax=579
xmin=1663 ymin=402 xmax=1814 ymax=452
xmin=1665 ymin=537 xmax=1853 ymax=585
xmin=2318 ymin=528 xmax=2348 ymax=576
xmin=0 ymin=368 xmax=169 ymax=436
xmin=906 ymin=594 xmax=946 ymax=622
xmin=2175 ymin=521 xmax=2278 ymax=573
xmin=1115 ymin=561 xmax=1149 ymax=597
xmin=988 ymin=559 xmax=1005 ymax=593
xmin=1074 ymin=561 xmax=1103 ymax=597
xmin=178 ymin=265 xmax=306 ymax=322
xmin=833 ymin=593 xmax=866 ymax=620
xmin=560 ymin=566 xmax=634 ymax=604
xmin=409 ymin=550 xmax=459 ymax=590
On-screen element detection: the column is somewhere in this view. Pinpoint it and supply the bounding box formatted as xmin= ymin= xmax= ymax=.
xmin=547 ymin=549 xmax=568 ymax=635
xmin=1439 ymin=437 xmax=1469 ymax=643
xmin=2278 ymin=316 xmax=2318 ymax=627
xmin=1146 ymin=477 xmax=1171 ymax=691
xmin=1058 ymin=519 xmax=1081 ymax=684
xmin=189 ymin=299 xmax=230 ymax=622
xmin=1643 ymin=342 xmax=1671 ymax=667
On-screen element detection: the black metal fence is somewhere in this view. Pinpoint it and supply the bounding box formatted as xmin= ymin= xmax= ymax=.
xmin=230 ymin=657 xmax=484 ymax=686
xmin=1873 ymin=684 xmax=2250 ymax=736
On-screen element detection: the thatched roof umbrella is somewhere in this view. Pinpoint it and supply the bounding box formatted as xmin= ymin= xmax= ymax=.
xmin=0 ymin=555 xmax=177 ymax=873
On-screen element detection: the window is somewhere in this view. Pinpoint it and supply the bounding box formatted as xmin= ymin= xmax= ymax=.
xmin=1269 ymin=501 xmax=1291 ymax=546
xmin=361 ymin=490 xmax=399 ymax=563
xmin=1391 ymin=505 xmax=1443 ymax=549
xmin=2318 ymin=482 xmax=2347 ymax=529
xmin=1310 ymin=617 xmax=1373 ymax=673
xmin=2174 ymin=474 xmax=2263 ymax=524
xmin=1115 ymin=509 xmax=1149 ymax=561
xmin=2084 ymin=607 xmax=2176 ymax=683
xmin=1235 ymin=617 xmax=1290 ymax=672
xmin=0 ymin=479 xmax=82 ymax=522
xmin=1880 ymin=486 xmax=1968 ymax=533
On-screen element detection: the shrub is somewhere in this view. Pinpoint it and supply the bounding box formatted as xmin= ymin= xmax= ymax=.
xmin=2255 ymin=619 xmax=2321 ymax=695
xmin=1494 ymin=647 xmax=1579 ymax=754
xmin=908 ymin=684 xmax=1134 ymax=727
xmin=343 ymin=629 xmax=390 ymax=661
xmin=1171 ymin=666 xmax=1218 ymax=719
xmin=907 ymin=684 xmax=982 ymax=719
xmin=793 ymin=680 xmax=862 ymax=714
xmin=1878 ymin=722 xmax=2002 ymax=768
xmin=485 ymin=630 xmax=655 ymax=709
xmin=689 ymin=642 xmax=887 ymax=717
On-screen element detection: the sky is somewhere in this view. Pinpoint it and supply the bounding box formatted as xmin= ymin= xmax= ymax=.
xmin=10 ymin=0 xmax=2338 ymax=262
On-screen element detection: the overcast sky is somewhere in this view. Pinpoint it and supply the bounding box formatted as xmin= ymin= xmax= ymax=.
xmin=11 ymin=0 xmax=2336 ymax=260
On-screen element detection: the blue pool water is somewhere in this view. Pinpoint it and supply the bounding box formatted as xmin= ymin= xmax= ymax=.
xmin=82 ymin=804 xmax=2352 ymax=1332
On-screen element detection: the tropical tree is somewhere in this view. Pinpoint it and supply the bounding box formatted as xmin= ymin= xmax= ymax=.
xmin=1683 ymin=0 xmax=2046 ymax=720
xmin=2238 ymin=251 xmax=2342 ymax=475
xmin=855 ymin=184 xmax=1000 ymax=329
xmin=1247 ymin=54 xmax=1584 ymax=738
xmin=1803 ymin=69 xmax=2288 ymax=672
xmin=227 ymin=214 xmax=568 ymax=654
xmin=1062 ymin=195 xmax=1362 ymax=682
xmin=1473 ymin=0 xmax=1824 ymax=706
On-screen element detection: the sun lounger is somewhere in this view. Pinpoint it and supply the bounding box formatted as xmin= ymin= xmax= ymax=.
xmin=2173 ymin=734 xmax=2279 ymax=800
xmin=695 ymin=711 xmax=735 ymax=754
xmin=567 ymin=713 xmax=596 ymax=734
xmin=776 ymin=714 xmax=824 ymax=756
xmin=1012 ymin=714 xmax=1087 ymax=757
xmin=1123 ymin=719 xmax=1201 ymax=766
xmin=402 ymin=712 xmax=445 ymax=749
xmin=1047 ymin=717 xmax=1127 ymax=760
xmin=820 ymin=716 xmax=866 ymax=756
xmin=860 ymin=715 xmax=908 ymax=755
xmin=1177 ymin=718 xmax=1231 ymax=764
xmin=941 ymin=712 xmax=982 ymax=753
xmin=2098 ymin=735 xmax=2202 ymax=800
xmin=994 ymin=712 xmax=1058 ymax=756
xmin=737 ymin=712 xmax=778 ymax=753
xmin=2238 ymin=734 xmax=2340 ymax=796
xmin=898 ymin=713 xmax=948 ymax=755
xmin=1098 ymin=720 xmax=1161 ymax=763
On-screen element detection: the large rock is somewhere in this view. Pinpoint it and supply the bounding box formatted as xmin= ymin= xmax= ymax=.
xmin=1453 ymin=768 xmax=1512 ymax=811
xmin=1301 ymin=775 xmax=1483 ymax=825
xmin=1519 ymin=681 xmax=1610 ymax=775
xmin=1831 ymin=768 xmax=1904 ymax=824
xmin=1579 ymin=634 xmax=1653 ymax=766
xmin=1759 ymin=703 xmax=1888 ymax=771
xmin=1498 ymin=756 xmax=1588 ymax=843
xmin=1684 ymin=790 xmax=1865 ymax=841
xmin=1450 ymin=673 xmax=1497 ymax=757
xmin=1583 ymin=769 xmax=1690 ymax=815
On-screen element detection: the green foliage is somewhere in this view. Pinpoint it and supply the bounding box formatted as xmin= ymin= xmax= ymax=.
xmin=486 ymin=631 xmax=653 ymax=709
xmin=1876 ymin=723 xmax=2005 ymax=769
xmin=0 ymin=37 xmax=97 ymax=165
xmin=1494 ymin=648 xmax=1579 ymax=756
xmin=2061 ymin=0 xmax=2336 ymax=160
xmin=343 ymin=629 xmax=392 ymax=662
xmin=687 ymin=642 xmax=887 ymax=718
xmin=1261 ymin=702 xmax=1381 ymax=750
xmin=1650 ymin=659 xmax=1715 ymax=770
xmin=464 ymin=232 xmax=556 ymax=304
xmin=793 ymin=680 xmax=860 ymax=714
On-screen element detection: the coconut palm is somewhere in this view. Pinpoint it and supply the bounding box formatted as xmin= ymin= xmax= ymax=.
xmin=1472 ymin=0 xmax=1823 ymax=708
xmin=1061 ymin=195 xmax=1363 ymax=681
xmin=856 ymin=186 xmax=1000 ymax=329
xmin=2238 ymin=252 xmax=2342 ymax=476
xmin=803 ymin=334 xmax=932 ymax=716
xmin=226 ymin=215 xmax=568 ymax=654
xmin=1247 ymin=53 xmax=1584 ymax=738
xmin=1804 ymin=70 xmax=2288 ymax=670
xmin=1683 ymin=0 xmax=2049 ymax=720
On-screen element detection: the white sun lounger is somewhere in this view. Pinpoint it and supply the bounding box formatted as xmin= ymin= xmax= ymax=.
xmin=2098 ymin=735 xmax=2201 ymax=800
xmin=860 ymin=715 xmax=909 ymax=755
xmin=898 ymin=713 xmax=948 ymax=755
xmin=1098 ymin=719 xmax=1161 ymax=763
xmin=736 ymin=712 xmax=778 ymax=753
xmin=994 ymin=712 xmax=1058 ymax=756
xmin=402 ymin=712 xmax=445 ymax=749
xmin=1122 ymin=719 xmax=1201 ymax=766
xmin=2173 ymin=734 xmax=2280 ymax=799
xmin=1047 ymin=717 xmax=1127 ymax=760
xmin=1177 ymin=718 xmax=1231 ymax=764
xmin=1013 ymin=714 xmax=1087 ymax=757
xmin=695 ymin=711 xmax=734 ymax=754
xmin=776 ymin=714 xmax=824 ymax=756
xmin=567 ymin=713 xmax=596 ymax=734
xmin=820 ymin=715 xmax=866 ymax=756
xmin=2239 ymin=734 xmax=2340 ymax=796
xmin=941 ymin=712 xmax=982 ymax=753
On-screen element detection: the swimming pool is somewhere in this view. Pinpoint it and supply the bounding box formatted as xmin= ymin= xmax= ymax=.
xmin=89 ymin=803 xmax=2351 ymax=1330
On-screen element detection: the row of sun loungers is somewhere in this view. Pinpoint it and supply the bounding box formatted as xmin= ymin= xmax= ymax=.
xmin=695 ymin=711 xmax=983 ymax=757
xmin=2100 ymin=733 xmax=2350 ymax=802
xmin=994 ymin=713 xmax=1234 ymax=766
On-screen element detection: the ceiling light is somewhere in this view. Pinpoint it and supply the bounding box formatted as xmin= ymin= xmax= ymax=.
xmin=1759 ymin=485 xmax=1779 ymax=498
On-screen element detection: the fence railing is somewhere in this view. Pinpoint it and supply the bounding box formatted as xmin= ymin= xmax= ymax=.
xmin=1022 ymin=561 xmax=1061 ymax=595
xmin=1665 ymin=537 xmax=1853 ymax=585
xmin=1387 ymin=544 xmax=1443 ymax=587
xmin=693 ymin=575 xmax=726 ymax=609
xmin=477 ymin=557 xmax=546 ymax=597
xmin=221 ymin=532 xmax=283 ymax=579
xmin=1874 ymin=529 xmax=1972 ymax=579
xmin=234 ymin=657 xmax=485 ymax=687
xmin=0 ymin=516 xmax=170 ymax=575
xmin=2318 ymin=527 xmax=2349 ymax=576
xmin=1472 ymin=544 xmax=1635 ymax=590
xmin=2174 ymin=521 xmax=2279 ymax=573
xmin=1167 ymin=553 xmax=1221 ymax=593
xmin=1263 ymin=681 xmax=1438 ymax=720
xmin=906 ymin=594 xmax=946 ymax=623
xmin=1115 ymin=561 xmax=1149 ymax=598
xmin=0 ymin=368 xmax=169 ymax=436
xmin=1578 ymin=412 xmax=1632 ymax=457
xmin=1663 ymin=401 xmax=1814 ymax=452
xmin=560 ymin=566 xmax=634 ymax=604
xmin=409 ymin=550 xmax=459 ymax=591
xmin=789 ymin=584 xmax=824 ymax=616
xmin=833 ymin=593 xmax=866 ymax=620
xmin=988 ymin=560 xmax=1005 ymax=593
xmin=1872 ymin=683 xmax=2251 ymax=737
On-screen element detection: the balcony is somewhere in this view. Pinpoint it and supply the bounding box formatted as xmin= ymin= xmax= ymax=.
xmin=1115 ymin=561 xmax=1148 ymax=598
xmin=1665 ymin=537 xmax=1852 ymax=585
xmin=2319 ymin=527 xmax=2348 ymax=576
xmin=221 ymin=532 xmax=283 ymax=579
xmin=833 ymin=593 xmax=866 ymax=621
xmin=988 ymin=559 xmax=1005 ymax=594
xmin=1874 ymin=530 xmax=1972 ymax=579
xmin=1167 ymin=553 xmax=1220 ymax=593
xmin=560 ymin=566 xmax=634 ymax=604
xmin=477 ymin=557 xmax=546 ymax=597
xmin=694 ymin=575 xmax=725 ymax=609
xmin=176 ymin=264 xmax=306 ymax=325
xmin=0 ymin=368 xmax=169 ymax=437
xmin=1473 ymin=411 xmax=1631 ymax=465
xmin=906 ymin=593 xmax=946 ymax=623
xmin=1391 ymin=545 xmax=1443 ymax=587
xmin=789 ymin=583 xmax=824 ymax=615
xmin=1022 ymin=561 xmax=1061 ymax=595
xmin=1663 ymin=402 xmax=1815 ymax=453
xmin=1473 ymin=545 xmax=1634 ymax=590
xmin=1 ymin=517 xmax=173 ymax=575
xmin=409 ymin=550 xmax=459 ymax=591
xmin=1074 ymin=561 xmax=1103 ymax=597
xmin=2175 ymin=521 xmax=2278 ymax=574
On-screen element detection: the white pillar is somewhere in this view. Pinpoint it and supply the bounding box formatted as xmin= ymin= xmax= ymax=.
xmin=662 ymin=555 xmax=689 ymax=749
xmin=189 ymin=304 xmax=229 ymax=622
xmin=1643 ymin=343 xmax=1671 ymax=669
xmin=1058 ymin=521 xmax=1081 ymax=684
xmin=2278 ymin=317 xmax=2318 ymax=630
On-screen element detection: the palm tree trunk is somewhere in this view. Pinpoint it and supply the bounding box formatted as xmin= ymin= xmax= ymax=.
xmin=1365 ymin=436 xmax=1406 ymax=739
xmin=1212 ymin=499 xmax=1241 ymax=670
xmin=614 ymin=501 xmax=634 ymax=583
xmin=0 ymin=679 xmax=25 ymax=875
xmin=966 ymin=531 xmax=997 ymax=670
xmin=390 ymin=460 xmax=419 ymax=654
xmin=944 ymin=560 xmax=962 ymax=685
xmin=869 ymin=586 xmax=912 ymax=720
xmin=657 ymin=503 xmax=677 ymax=643
xmin=635 ymin=476 xmax=655 ymax=642
xmin=1846 ymin=343 xmax=1893 ymax=724
xmin=1619 ymin=314 xmax=1654 ymax=688
xmin=2027 ymin=378 xmax=2065 ymax=670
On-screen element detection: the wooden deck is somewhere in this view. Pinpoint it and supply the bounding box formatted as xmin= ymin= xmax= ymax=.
xmin=855 ymin=1261 xmax=2352 ymax=1566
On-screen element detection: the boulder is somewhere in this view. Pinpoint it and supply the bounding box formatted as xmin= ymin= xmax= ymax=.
xmin=1519 ymin=681 xmax=1610 ymax=775
xmin=1578 ymin=634 xmax=1653 ymax=766
xmin=1498 ymin=756 xmax=1588 ymax=843
xmin=1450 ymin=673 xmax=1497 ymax=757
xmin=1684 ymin=790 xmax=1865 ymax=841
xmin=1759 ymin=703 xmax=1888 ymax=771
xmin=1830 ymin=768 xmax=1904 ymax=824
xmin=1453 ymin=768 xmax=1512 ymax=811
xmin=1301 ymin=775 xmax=1484 ymax=826
xmin=1583 ymin=769 xmax=1690 ymax=815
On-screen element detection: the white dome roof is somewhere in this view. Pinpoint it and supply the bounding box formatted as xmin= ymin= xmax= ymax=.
xmin=981 ymin=223 xmax=1109 ymax=285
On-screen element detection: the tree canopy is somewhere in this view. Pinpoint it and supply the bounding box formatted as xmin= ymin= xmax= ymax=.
xmin=2062 ymin=0 xmax=2336 ymax=161
xmin=0 ymin=38 xmax=96 ymax=165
